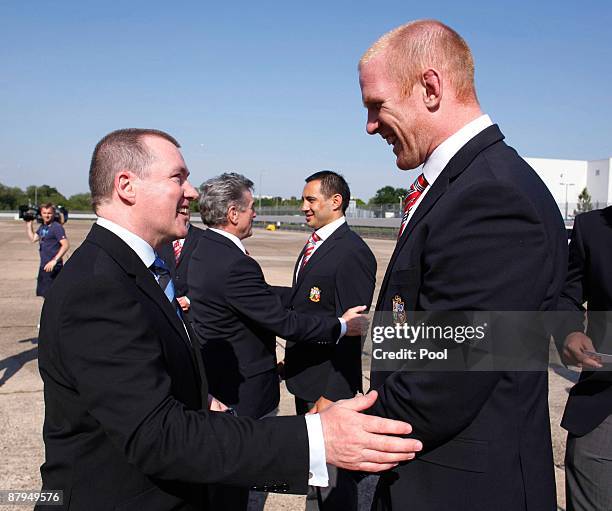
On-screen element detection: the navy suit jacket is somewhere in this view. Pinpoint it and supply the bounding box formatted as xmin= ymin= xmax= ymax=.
xmin=556 ymin=206 xmax=612 ymax=436
xmin=283 ymin=222 xmax=377 ymax=402
xmin=37 ymin=224 xmax=310 ymax=511
xmin=188 ymin=228 xmax=341 ymax=418
xmin=369 ymin=125 xmax=567 ymax=511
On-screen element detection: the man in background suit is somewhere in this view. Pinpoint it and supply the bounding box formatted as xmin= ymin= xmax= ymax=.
xmin=36 ymin=128 xmax=422 ymax=510
xmin=189 ymin=172 xmax=368 ymax=420
xmin=555 ymin=206 xmax=612 ymax=511
xmin=358 ymin=20 xmax=567 ymax=510
xmin=158 ymin=222 xmax=205 ymax=322
xmin=281 ymin=170 xmax=376 ymax=510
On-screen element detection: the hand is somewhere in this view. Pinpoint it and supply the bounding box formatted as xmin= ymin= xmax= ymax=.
xmin=177 ymin=296 xmax=190 ymax=312
xmin=320 ymin=390 xmax=422 ymax=472
xmin=308 ymin=396 xmax=334 ymax=415
xmin=208 ymin=394 xmax=229 ymax=412
xmin=43 ymin=259 xmax=57 ymax=272
xmin=342 ymin=305 xmax=369 ymax=337
xmin=562 ymin=332 xmax=603 ymax=369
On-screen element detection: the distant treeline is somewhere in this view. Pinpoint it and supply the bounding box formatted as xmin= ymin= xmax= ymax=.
xmin=0 ymin=183 xmax=93 ymax=211
xmin=0 ymin=182 xmax=412 ymax=211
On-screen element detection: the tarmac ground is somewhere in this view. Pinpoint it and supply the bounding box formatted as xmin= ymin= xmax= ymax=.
xmin=0 ymin=219 xmax=574 ymax=510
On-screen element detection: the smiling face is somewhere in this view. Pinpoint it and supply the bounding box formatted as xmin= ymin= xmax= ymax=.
xmin=40 ymin=207 xmax=55 ymax=224
xmin=301 ymin=179 xmax=342 ymax=230
xmin=133 ymin=135 xmax=198 ymax=248
xmin=359 ymin=54 xmax=431 ymax=170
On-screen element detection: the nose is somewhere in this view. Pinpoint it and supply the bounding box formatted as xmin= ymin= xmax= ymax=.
xmin=366 ymin=108 xmax=379 ymax=135
xmin=301 ymin=200 xmax=309 ymax=212
xmin=184 ymin=180 xmax=199 ymax=201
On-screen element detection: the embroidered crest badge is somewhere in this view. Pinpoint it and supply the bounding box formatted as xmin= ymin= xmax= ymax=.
xmin=309 ymin=286 xmax=321 ymax=303
xmin=392 ymin=295 xmax=407 ymax=324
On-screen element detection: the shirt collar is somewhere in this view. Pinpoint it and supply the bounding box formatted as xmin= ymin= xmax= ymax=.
xmin=314 ymin=216 xmax=346 ymax=241
xmin=422 ymin=114 xmax=493 ymax=186
xmin=209 ymin=227 xmax=247 ymax=254
xmin=96 ymin=217 xmax=157 ymax=268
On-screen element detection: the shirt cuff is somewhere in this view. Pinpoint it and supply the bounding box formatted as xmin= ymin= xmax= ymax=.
xmin=337 ymin=318 xmax=347 ymax=341
xmin=304 ymin=413 xmax=329 ymax=487
xmin=184 ymin=296 xmax=191 ymax=305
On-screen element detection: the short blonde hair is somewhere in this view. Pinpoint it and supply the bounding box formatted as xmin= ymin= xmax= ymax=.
xmin=360 ymin=20 xmax=478 ymax=104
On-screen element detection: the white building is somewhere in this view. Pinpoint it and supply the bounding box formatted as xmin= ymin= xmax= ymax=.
xmin=525 ymin=157 xmax=612 ymax=218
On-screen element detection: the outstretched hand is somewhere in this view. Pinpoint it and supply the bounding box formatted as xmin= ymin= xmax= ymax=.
xmin=342 ymin=305 xmax=369 ymax=337
xmin=562 ymin=332 xmax=603 ymax=369
xmin=320 ymin=390 xmax=422 ymax=472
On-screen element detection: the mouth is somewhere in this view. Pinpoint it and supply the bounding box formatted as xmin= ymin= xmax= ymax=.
xmin=177 ymin=206 xmax=190 ymax=216
xmin=383 ymin=134 xmax=400 ymax=152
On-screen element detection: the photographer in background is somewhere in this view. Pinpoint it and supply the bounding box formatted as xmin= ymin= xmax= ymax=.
xmin=25 ymin=203 xmax=69 ymax=298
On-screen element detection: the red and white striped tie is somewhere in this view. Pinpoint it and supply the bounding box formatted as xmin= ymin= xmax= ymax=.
xmin=172 ymin=239 xmax=183 ymax=263
xmin=398 ymin=173 xmax=429 ymax=239
xmin=300 ymin=231 xmax=321 ymax=270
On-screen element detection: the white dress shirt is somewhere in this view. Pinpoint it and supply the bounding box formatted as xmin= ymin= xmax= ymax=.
xmin=406 ymin=114 xmax=493 ymax=225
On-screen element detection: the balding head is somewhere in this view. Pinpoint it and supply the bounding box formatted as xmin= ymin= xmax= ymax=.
xmin=360 ymin=20 xmax=478 ymax=105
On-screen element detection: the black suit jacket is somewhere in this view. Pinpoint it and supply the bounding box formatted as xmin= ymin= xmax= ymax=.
xmin=368 ymin=125 xmax=567 ymax=511
xmin=37 ymin=224 xmax=309 ymax=511
xmin=283 ymin=222 xmax=376 ymax=402
xmin=188 ymin=228 xmax=341 ymax=418
xmin=158 ymin=224 xmax=205 ymax=323
xmin=556 ymin=207 xmax=612 ymax=436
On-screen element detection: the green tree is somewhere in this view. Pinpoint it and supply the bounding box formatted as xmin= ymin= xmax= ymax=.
xmin=0 ymin=183 xmax=28 ymax=209
xmin=25 ymin=184 xmax=68 ymax=207
xmin=369 ymin=186 xmax=409 ymax=205
xmin=574 ymin=187 xmax=593 ymax=215
xmin=67 ymin=193 xmax=93 ymax=211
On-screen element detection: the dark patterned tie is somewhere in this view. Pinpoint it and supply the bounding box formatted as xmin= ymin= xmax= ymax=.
xmin=150 ymin=255 xmax=176 ymax=304
xmin=398 ymin=173 xmax=429 ymax=239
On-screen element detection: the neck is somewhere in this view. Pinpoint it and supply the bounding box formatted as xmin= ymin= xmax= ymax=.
xmin=97 ymin=206 xmax=160 ymax=249
xmin=214 ymin=224 xmax=245 ymax=240
xmin=427 ymin=103 xmax=483 ymax=158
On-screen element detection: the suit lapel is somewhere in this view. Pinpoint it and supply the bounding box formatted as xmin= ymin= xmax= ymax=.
xmin=291 ymin=223 xmax=349 ymax=300
xmin=87 ymin=224 xmax=194 ymax=351
xmin=376 ymin=125 xmax=505 ymax=309
xmin=175 ymin=225 xmax=197 ymax=268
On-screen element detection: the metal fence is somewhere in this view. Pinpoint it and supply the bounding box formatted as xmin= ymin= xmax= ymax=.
xmin=256 ymin=202 xmax=611 ymax=221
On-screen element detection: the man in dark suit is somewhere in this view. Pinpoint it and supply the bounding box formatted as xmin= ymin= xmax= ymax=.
xmin=281 ymin=170 xmax=376 ymax=510
xmin=188 ymin=172 xmax=369 ymax=420
xmin=555 ymin=206 xmax=612 ymax=511
xmin=158 ymin=222 xmax=205 ymax=322
xmin=358 ymin=21 xmax=567 ymax=510
xmin=36 ymin=129 xmax=423 ymax=510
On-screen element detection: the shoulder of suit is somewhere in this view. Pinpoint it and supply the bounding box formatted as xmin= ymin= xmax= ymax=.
xmin=574 ymin=207 xmax=612 ymax=233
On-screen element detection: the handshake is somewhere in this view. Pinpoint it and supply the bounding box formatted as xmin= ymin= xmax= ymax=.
xmin=341 ymin=305 xmax=371 ymax=337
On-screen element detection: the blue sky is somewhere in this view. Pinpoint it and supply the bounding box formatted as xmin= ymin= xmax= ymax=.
xmin=1 ymin=0 xmax=610 ymax=201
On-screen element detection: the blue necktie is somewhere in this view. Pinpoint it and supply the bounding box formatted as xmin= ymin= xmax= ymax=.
xmin=150 ymin=255 xmax=176 ymax=305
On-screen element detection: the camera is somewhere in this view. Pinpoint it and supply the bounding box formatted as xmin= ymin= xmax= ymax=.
xmin=18 ymin=204 xmax=69 ymax=224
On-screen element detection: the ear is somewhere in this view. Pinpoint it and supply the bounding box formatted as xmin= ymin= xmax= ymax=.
xmin=422 ymin=68 xmax=442 ymax=110
xmin=227 ymin=204 xmax=239 ymax=226
xmin=331 ymin=193 xmax=343 ymax=212
xmin=115 ymin=171 xmax=137 ymax=205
